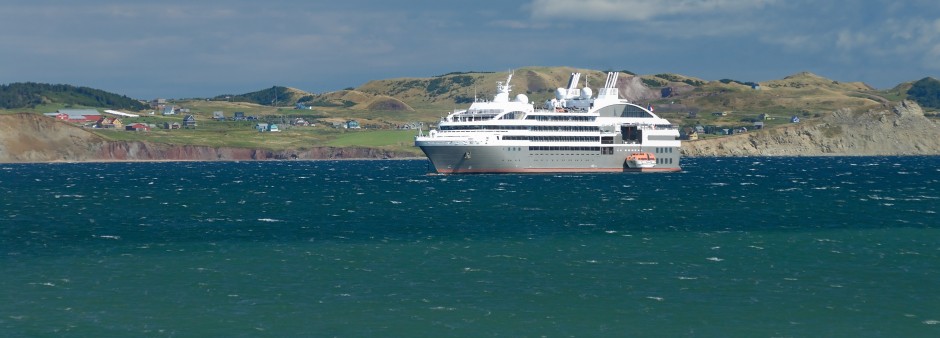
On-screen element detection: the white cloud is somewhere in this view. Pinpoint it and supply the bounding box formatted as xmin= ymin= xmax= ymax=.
xmin=528 ymin=0 xmax=778 ymax=22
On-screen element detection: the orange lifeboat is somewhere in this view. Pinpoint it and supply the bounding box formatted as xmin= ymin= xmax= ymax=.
xmin=626 ymin=152 xmax=656 ymax=169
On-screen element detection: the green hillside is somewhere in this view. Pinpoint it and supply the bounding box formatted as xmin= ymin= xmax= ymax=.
xmin=0 ymin=82 xmax=146 ymax=110
xmin=906 ymin=77 xmax=940 ymax=109
xmin=213 ymin=86 xmax=313 ymax=107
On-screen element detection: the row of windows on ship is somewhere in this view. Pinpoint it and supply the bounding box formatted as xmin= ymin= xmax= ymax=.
xmin=452 ymin=114 xmax=597 ymax=122
xmin=502 ymin=135 xmax=599 ymax=142
xmin=502 ymin=146 xmax=679 ymax=154
xmin=440 ymin=125 xmax=601 ymax=131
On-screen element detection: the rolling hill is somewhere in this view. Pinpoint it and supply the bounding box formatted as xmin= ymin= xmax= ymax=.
xmin=0 ymin=82 xmax=147 ymax=110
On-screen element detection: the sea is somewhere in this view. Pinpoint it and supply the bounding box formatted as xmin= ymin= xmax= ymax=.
xmin=1 ymin=156 xmax=938 ymax=337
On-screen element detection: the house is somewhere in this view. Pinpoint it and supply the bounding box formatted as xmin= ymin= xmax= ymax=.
xmin=291 ymin=117 xmax=311 ymax=126
xmin=758 ymin=113 xmax=770 ymax=120
xmin=694 ymin=125 xmax=705 ymax=134
xmin=213 ymin=111 xmax=225 ymax=121
xmin=45 ymin=109 xmax=102 ymax=123
xmin=268 ymin=124 xmax=280 ymax=132
xmin=255 ymin=123 xmax=269 ymax=132
xmin=791 ymin=116 xmax=801 ymax=123
xmin=96 ymin=117 xmax=123 ymax=129
xmin=753 ymin=121 xmax=765 ymax=130
xmin=162 ymin=106 xmax=176 ymax=115
xmin=125 ymin=123 xmax=151 ymax=132
xmin=233 ymin=112 xmax=246 ymax=121
xmin=346 ymin=120 xmax=360 ymax=129
xmin=687 ymin=111 xmax=698 ymax=119
xmin=164 ymin=122 xmax=181 ymax=130
xmin=183 ymin=114 xmax=197 ymax=128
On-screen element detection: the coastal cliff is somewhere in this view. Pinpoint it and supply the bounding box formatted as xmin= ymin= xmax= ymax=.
xmin=682 ymin=100 xmax=940 ymax=156
xmin=0 ymin=114 xmax=408 ymax=162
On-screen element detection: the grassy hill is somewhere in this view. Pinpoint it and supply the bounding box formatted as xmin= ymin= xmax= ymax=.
xmin=212 ymin=86 xmax=313 ymax=106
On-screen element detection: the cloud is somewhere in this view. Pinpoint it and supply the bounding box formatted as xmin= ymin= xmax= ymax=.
xmin=528 ymin=0 xmax=777 ymax=22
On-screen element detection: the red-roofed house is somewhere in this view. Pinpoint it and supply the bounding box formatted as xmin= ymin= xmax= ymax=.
xmin=44 ymin=109 xmax=102 ymax=124
xmin=125 ymin=123 xmax=151 ymax=132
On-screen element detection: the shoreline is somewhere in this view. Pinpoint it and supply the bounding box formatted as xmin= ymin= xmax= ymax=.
xmin=4 ymin=154 xmax=940 ymax=165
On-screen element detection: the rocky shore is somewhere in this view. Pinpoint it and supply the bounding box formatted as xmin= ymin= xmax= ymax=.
xmin=681 ymin=100 xmax=940 ymax=157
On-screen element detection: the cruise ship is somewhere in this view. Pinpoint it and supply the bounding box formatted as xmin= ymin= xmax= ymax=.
xmin=414 ymin=71 xmax=681 ymax=174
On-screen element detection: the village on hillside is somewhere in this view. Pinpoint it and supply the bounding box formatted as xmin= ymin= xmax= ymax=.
xmin=42 ymin=97 xmax=426 ymax=135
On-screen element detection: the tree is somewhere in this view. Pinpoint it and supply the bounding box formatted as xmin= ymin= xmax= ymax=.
xmin=907 ymin=77 xmax=940 ymax=109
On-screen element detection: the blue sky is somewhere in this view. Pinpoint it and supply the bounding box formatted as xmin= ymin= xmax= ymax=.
xmin=2 ymin=0 xmax=939 ymax=99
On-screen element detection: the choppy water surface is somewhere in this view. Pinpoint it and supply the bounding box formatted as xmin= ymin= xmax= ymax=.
xmin=1 ymin=157 xmax=938 ymax=336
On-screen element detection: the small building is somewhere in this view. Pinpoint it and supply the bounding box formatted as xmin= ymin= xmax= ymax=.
xmin=345 ymin=120 xmax=360 ymax=129
xmin=212 ymin=111 xmax=225 ymax=121
xmin=687 ymin=111 xmax=698 ymax=119
xmin=183 ymin=114 xmax=197 ymax=128
xmin=291 ymin=117 xmax=311 ymax=126
xmin=233 ymin=112 xmax=246 ymax=121
xmin=753 ymin=121 xmax=765 ymax=130
xmin=162 ymin=106 xmax=176 ymax=115
xmin=758 ymin=113 xmax=770 ymax=120
xmin=791 ymin=116 xmax=801 ymax=123
xmin=45 ymin=109 xmax=102 ymax=123
xmin=255 ymin=123 xmax=269 ymax=132
xmin=125 ymin=123 xmax=151 ymax=132
xmin=268 ymin=124 xmax=280 ymax=132
xmin=694 ymin=125 xmax=705 ymax=134
xmin=164 ymin=122 xmax=181 ymax=130
xmin=96 ymin=117 xmax=123 ymax=129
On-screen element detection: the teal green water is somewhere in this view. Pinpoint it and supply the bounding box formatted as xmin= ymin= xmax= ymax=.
xmin=1 ymin=157 xmax=938 ymax=336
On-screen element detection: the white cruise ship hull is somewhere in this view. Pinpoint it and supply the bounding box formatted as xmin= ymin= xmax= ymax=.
xmin=417 ymin=142 xmax=681 ymax=174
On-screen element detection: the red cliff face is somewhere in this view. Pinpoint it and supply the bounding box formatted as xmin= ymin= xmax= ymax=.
xmin=0 ymin=113 xmax=413 ymax=162
xmin=92 ymin=141 xmax=405 ymax=161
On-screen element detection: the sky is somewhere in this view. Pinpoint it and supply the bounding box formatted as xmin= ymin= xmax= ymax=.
xmin=2 ymin=0 xmax=939 ymax=99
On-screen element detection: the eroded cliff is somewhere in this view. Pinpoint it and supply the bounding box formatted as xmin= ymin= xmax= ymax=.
xmin=681 ymin=100 xmax=940 ymax=156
